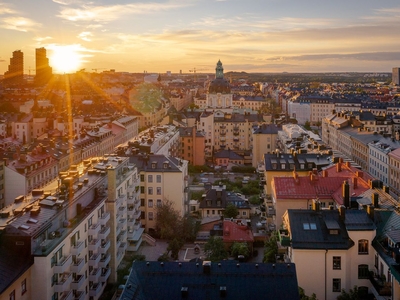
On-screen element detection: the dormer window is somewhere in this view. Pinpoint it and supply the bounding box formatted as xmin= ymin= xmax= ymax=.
xmin=163 ymin=162 xmax=168 ymax=169
xmin=151 ymin=162 xmax=156 ymax=169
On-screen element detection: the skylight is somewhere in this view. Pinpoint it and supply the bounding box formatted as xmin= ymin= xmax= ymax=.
xmin=303 ymin=222 xmax=317 ymax=230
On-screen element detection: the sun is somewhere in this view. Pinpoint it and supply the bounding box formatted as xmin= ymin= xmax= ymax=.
xmin=49 ymin=45 xmax=83 ymax=73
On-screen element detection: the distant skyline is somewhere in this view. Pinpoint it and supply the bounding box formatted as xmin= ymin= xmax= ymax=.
xmin=1 ymin=0 xmax=400 ymax=74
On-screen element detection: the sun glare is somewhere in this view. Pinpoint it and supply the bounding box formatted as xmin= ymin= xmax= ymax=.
xmin=49 ymin=45 xmax=82 ymax=73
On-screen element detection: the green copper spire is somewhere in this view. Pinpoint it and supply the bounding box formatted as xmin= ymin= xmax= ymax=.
xmin=215 ymin=60 xmax=224 ymax=79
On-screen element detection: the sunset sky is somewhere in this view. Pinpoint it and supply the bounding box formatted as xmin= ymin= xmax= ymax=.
xmin=1 ymin=0 xmax=400 ymax=74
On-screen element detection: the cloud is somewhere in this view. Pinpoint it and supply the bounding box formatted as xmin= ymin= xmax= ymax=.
xmin=34 ymin=36 xmax=53 ymax=42
xmin=78 ymin=31 xmax=93 ymax=41
xmin=266 ymin=52 xmax=400 ymax=62
xmin=57 ymin=1 xmax=193 ymax=23
xmin=52 ymin=0 xmax=83 ymax=4
xmin=0 ymin=17 xmax=41 ymax=32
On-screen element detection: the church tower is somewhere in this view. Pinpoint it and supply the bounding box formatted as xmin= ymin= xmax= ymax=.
xmin=206 ymin=60 xmax=232 ymax=108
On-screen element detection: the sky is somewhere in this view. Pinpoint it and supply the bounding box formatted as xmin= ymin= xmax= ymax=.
xmin=1 ymin=0 xmax=400 ymax=74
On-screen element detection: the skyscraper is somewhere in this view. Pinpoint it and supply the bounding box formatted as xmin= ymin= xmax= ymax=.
xmin=393 ymin=67 xmax=400 ymax=86
xmin=3 ymin=50 xmax=24 ymax=85
xmin=35 ymin=47 xmax=53 ymax=85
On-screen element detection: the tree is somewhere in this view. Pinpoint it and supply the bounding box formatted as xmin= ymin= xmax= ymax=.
xmin=223 ymin=203 xmax=238 ymax=219
xmin=231 ymin=242 xmax=250 ymax=260
xmin=298 ymin=287 xmax=317 ymax=300
xmin=304 ymin=121 xmax=311 ymax=131
xmin=155 ymin=199 xmax=180 ymax=240
xmin=263 ymin=231 xmax=278 ymax=263
xmin=337 ymin=286 xmax=359 ymax=300
xmin=204 ymin=236 xmax=228 ymax=261
xmin=167 ymin=238 xmax=184 ymax=260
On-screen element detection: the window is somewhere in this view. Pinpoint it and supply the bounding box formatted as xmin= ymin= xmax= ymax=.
xmin=148 ymin=199 xmax=153 ymax=208
xmin=148 ymin=175 xmax=153 ymax=182
xmin=140 ymin=198 xmax=145 ymax=206
xmin=303 ymin=222 xmax=317 ymax=230
xmin=9 ymin=290 xmax=15 ymax=300
xmin=21 ymin=278 xmax=27 ymax=295
xmin=358 ymin=239 xmax=369 ymax=254
xmin=140 ymin=174 xmax=144 ymax=182
xmin=358 ymin=264 xmax=369 ymax=279
xmin=148 ymin=187 xmax=153 ymax=195
xmin=157 ymin=199 xmax=162 ymax=207
xmin=148 ymin=212 xmax=154 ymax=220
xmin=157 ymin=187 xmax=161 ymax=195
xmin=333 ymin=256 xmax=341 ymax=270
xmin=332 ymin=278 xmax=341 ymax=292
xmin=140 ymin=186 xmax=145 ymax=194
xmin=156 ymin=175 xmax=161 ymax=183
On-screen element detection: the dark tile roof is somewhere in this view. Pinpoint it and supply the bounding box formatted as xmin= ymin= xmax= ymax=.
xmin=253 ymin=124 xmax=281 ymax=134
xmin=120 ymin=261 xmax=299 ymax=300
xmin=129 ymin=154 xmax=183 ymax=172
xmin=264 ymin=153 xmax=330 ymax=171
xmin=199 ymin=186 xmax=250 ymax=210
xmin=214 ymin=150 xmax=244 ymax=160
xmin=287 ymin=209 xmax=356 ymax=250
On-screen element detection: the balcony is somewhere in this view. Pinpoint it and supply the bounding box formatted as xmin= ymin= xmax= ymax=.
xmin=88 ymin=239 xmax=101 ymax=251
xmin=59 ymin=290 xmax=73 ymax=300
xmin=100 ymin=267 xmax=111 ymax=282
xmin=71 ymin=274 xmax=85 ymax=290
xmin=88 ymin=223 xmax=101 ymax=236
xmin=127 ymin=218 xmax=135 ymax=227
xmin=89 ymin=268 xmax=101 ymax=282
xmin=220 ymin=130 xmax=226 ymax=136
xmin=119 ymin=242 xmax=127 ymax=252
xmin=99 ymin=212 xmax=110 ymax=225
xmin=71 ymin=258 xmax=85 ymax=273
xmin=370 ymin=273 xmax=392 ymax=296
xmin=132 ymin=210 xmax=141 ymax=220
xmin=119 ymin=205 xmax=127 ymax=213
xmin=220 ymin=125 xmax=226 ymax=129
xmin=54 ymin=272 xmax=72 ymax=293
xmin=54 ymin=255 xmax=72 ymax=274
xmin=98 ymin=253 xmax=111 ymax=268
xmin=116 ymin=225 xmax=122 ymax=237
xmin=89 ymin=283 xmax=102 ymax=297
xmin=233 ymin=137 xmax=239 ymax=142
xmin=99 ymin=239 xmax=110 ymax=254
xmin=71 ymin=241 xmax=84 ymax=255
xmin=73 ymin=291 xmax=85 ymax=300
xmin=89 ymin=253 xmax=101 ymax=267
xmin=98 ymin=226 xmax=110 ymax=239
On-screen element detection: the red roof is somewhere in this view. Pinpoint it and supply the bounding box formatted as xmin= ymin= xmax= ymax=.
xmin=272 ymin=163 xmax=372 ymax=205
xmin=222 ymin=220 xmax=254 ymax=243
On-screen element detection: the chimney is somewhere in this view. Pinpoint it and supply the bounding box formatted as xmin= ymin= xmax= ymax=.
xmin=339 ymin=205 xmax=346 ymax=221
xmin=342 ymin=181 xmax=350 ymax=208
xmin=372 ymin=193 xmax=379 ymax=207
xmin=352 ymin=177 xmax=358 ymax=189
xmin=383 ymin=186 xmax=389 ymax=194
xmin=293 ymin=171 xmax=299 ymax=184
xmin=312 ymin=199 xmax=320 ymax=212
xmin=346 ymin=162 xmax=351 ymax=168
xmin=322 ymin=170 xmax=328 ymax=177
xmin=336 ymin=162 xmax=342 ymax=172
xmin=356 ymin=171 xmax=363 ymax=178
xmin=367 ymin=205 xmax=374 ymax=221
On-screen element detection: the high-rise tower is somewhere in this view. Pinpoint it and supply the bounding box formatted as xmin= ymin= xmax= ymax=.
xmin=393 ymin=67 xmax=400 ymax=86
xmin=35 ymin=47 xmax=53 ymax=85
xmin=3 ymin=50 xmax=24 ymax=85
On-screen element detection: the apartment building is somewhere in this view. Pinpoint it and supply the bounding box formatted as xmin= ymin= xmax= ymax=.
xmin=4 ymin=145 xmax=58 ymax=204
xmin=251 ymin=123 xmax=280 ymax=167
xmin=129 ymin=154 xmax=188 ymax=232
xmin=0 ymin=155 xmax=141 ymax=300
xmin=283 ymin=205 xmax=376 ymax=300
xmin=179 ymin=127 xmax=206 ymax=166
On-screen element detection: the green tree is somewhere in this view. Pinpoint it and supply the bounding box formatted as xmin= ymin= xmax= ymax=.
xmin=155 ymin=199 xmax=180 ymax=240
xmin=337 ymin=286 xmax=359 ymax=300
xmin=223 ymin=203 xmax=239 ymax=219
xmin=231 ymin=242 xmax=250 ymax=259
xmin=304 ymin=121 xmax=311 ymax=131
xmin=167 ymin=238 xmax=184 ymax=260
xmin=263 ymin=231 xmax=278 ymax=263
xmin=299 ymin=287 xmax=317 ymax=300
xmin=204 ymin=236 xmax=228 ymax=261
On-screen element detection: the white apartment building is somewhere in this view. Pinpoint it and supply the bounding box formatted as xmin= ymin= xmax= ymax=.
xmin=283 ymin=206 xmax=376 ymax=300
xmin=129 ymin=154 xmax=188 ymax=232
